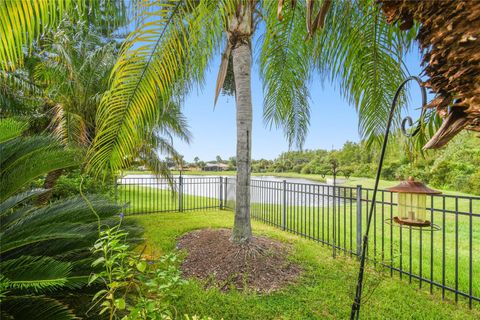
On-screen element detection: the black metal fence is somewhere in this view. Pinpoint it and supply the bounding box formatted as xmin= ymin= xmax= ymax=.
xmin=116 ymin=175 xmax=221 ymax=214
xmin=116 ymin=175 xmax=479 ymax=307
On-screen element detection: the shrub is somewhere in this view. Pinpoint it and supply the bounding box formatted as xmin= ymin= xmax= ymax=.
xmin=89 ymin=227 xmax=186 ymax=320
xmin=293 ymin=164 xmax=303 ymax=173
xmin=52 ymin=169 xmax=115 ymax=200
xmin=381 ymin=161 xmax=401 ymax=180
xmin=301 ymin=165 xmax=312 ymax=174
xmin=452 ymin=174 xmax=471 ymax=193
xmin=429 ymin=160 xmax=453 ymax=188
xmin=468 ymin=171 xmax=480 ymax=195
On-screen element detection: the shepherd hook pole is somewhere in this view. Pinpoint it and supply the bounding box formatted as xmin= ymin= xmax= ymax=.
xmin=350 ymin=76 xmax=426 ymax=319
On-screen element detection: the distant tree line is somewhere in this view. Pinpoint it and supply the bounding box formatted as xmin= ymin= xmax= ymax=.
xmin=177 ymin=132 xmax=479 ymax=195
xmin=251 ymin=132 xmax=480 ymax=195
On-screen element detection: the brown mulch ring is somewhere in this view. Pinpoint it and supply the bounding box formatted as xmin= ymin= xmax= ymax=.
xmin=177 ymin=228 xmax=301 ymax=293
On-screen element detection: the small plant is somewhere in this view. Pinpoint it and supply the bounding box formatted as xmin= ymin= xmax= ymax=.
xmin=88 ymin=226 xmax=186 ymax=320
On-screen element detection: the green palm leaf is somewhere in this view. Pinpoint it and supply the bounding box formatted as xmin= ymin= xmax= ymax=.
xmin=261 ymin=0 xmax=314 ymax=149
xmin=0 ymin=118 xmax=27 ymax=143
xmin=87 ymin=0 xmax=227 ymax=176
xmin=0 ymin=189 xmax=46 ymax=215
xmin=0 ymin=69 xmax=41 ymax=115
xmin=312 ymin=0 xmax=417 ymax=145
xmin=0 ymin=0 xmax=81 ymax=71
xmin=0 ymin=295 xmax=77 ymax=320
xmin=0 ymin=0 xmax=129 ymax=72
xmin=0 ymin=196 xmax=122 ymax=256
xmin=0 ymin=256 xmax=71 ymax=292
xmin=0 ymin=135 xmax=79 ymax=202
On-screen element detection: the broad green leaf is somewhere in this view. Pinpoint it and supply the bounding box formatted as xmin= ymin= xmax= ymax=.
xmin=136 ymin=261 xmax=147 ymax=273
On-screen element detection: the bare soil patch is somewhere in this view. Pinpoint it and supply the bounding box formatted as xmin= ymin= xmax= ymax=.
xmin=177 ymin=228 xmax=301 ymax=293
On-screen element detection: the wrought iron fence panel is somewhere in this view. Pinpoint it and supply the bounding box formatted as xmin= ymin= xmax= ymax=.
xmin=116 ymin=176 xmax=221 ymax=214
xmin=224 ymin=178 xmax=480 ymax=307
xmin=116 ymin=175 xmax=479 ymax=306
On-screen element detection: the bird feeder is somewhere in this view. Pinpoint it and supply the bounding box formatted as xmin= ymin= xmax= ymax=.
xmin=386 ymin=177 xmax=441 ymax=227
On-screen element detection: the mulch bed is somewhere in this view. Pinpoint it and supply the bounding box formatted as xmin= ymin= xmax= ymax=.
xmin=177 ymin=228 xmax=301 ymax=293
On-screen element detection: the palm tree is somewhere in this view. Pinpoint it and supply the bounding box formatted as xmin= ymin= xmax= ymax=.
xmin=0 ymin=0 xmax=128 ymax=72
xmin=34 ymin=22 xmax=119 ymax=147
xmin=4 ymin=1 xmax=462 ymax=244
xmin=5 ymin=18 xmax=191 ymax=201
xmin=83 ymin=0 xmax=416 ymax=244
xmin=0 ymin=119 xmax=139 ymax=319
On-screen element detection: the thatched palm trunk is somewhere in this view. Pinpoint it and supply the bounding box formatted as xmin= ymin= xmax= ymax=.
xmin=36 ymin=168 xmax=64 ymax=205
xmin=378 ymin=0 xmax=480 ymax=148
xmin=231 ymin=40 xmax=253 ymax=244
xmin=228 ymin=1 xmax=255 ymax=244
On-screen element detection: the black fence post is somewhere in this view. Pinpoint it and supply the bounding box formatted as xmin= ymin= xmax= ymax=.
xmin=219 ymin=177 xmax=223 ymax=210
xmin=114 ymin=175 xmax=118 ymax=205
xmin=224 ymin=177 xmax=228 ymax=209
xmin=356 ymin=185 xmax=362 ymax=257
xmin=178 ymin=175 xmax=183 ymax=212
xmin=282 ymin=180 xmax=287 ymax=231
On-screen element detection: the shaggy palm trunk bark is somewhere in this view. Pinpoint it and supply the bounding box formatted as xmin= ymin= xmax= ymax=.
xmin=36 ymin=168 xmax=64 ymax=205
xmin=231 ymin=41 xmax=253 ymax=244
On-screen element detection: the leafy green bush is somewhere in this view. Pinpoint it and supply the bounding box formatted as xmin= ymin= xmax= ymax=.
xmin=381 ymin=161 xmax=401 ymax=180
xmin=468 ymin=171 xmax=480 ymax=195
xmin=52 ymin=169 xmax=115 ymax=201
xmin=0 ymin=125 xmax=141 ymax=319
xmin=300 ymin=164 xmax=313 ymax=174
xmin=89 ymin=227 xmax=186 ymax=320
xmin=292 ymin=164 xmax=303 ymax=173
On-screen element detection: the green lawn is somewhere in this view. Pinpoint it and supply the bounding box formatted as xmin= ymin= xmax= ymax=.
xmin=130 ymin=210 xmax=479 ymax=319
xmin=119 ymin=182 xmax=479 ymax=302
xmin=117 ymin=185 xmax=219 ymax=214
xmin=248 ymin=198 xmax=480 ymax=304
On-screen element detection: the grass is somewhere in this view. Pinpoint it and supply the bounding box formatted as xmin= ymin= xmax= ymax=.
xmin=248 ymin=198 xmax=480 ymax=302
xmin=130 ymin=210 xmax=480 ymax=319
xmin=119 ymin=183 xmax=480 ymax=301
xmin=117 ymin=185 xmax=218 ymax=214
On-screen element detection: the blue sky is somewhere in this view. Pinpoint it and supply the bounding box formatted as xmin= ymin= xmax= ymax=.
xmin=172 ymin=46 xmax=425 ymax=163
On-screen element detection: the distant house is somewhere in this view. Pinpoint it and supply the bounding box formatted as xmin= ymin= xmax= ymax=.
xmin=169 ymin=164 xmax=196 ymax=171
xmin=203 ymin=163 xmax=229 ymax=171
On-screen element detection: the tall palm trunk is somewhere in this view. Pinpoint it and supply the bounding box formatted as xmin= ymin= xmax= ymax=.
xmin=229 ymin=1 xmax=254 ymax=244
xmin=231 ymin=40 xmax=253 ymax=244
xmin=35 ymin=169 xmax=64 ymax=205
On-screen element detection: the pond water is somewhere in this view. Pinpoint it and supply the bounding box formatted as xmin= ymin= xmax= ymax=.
xmin=119 ymin=174 xmax=345 ymax=207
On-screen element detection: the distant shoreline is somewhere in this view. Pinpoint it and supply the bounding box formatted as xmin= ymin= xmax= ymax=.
xmin=119 ymin=170 xmax=475 ymax=197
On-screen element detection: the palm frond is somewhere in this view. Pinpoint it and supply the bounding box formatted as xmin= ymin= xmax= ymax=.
xmin=0 ymin=69 xmax=41 ymax=115
xmin=0 ymin=189 xmax=46 ymax=215
xmin=0 ymin=196 xmax=120 ymax=257
xmin=214 ymin=43 xmax=233 ymax=105
xmin=0 ymin=0 xmax=130 ymax=72
xmin=0 ymin=0 xmax=81 ymax=71
xmin=260 ymin=0 xmax=314 ymax=149
xmin=0 ymin=256 xmax=71 ymax=292
xmin=0 ymin=118 xmax=27 ymax=142
xmin=0 ymin=136 xmax=79 ymax=202
xmin=312 ymin=0 xmax=417 ymax=146
xmin=48 ymin=104 xmax=89 ymax=146
xmin=0 ymin=295 xmax=77 ymax=320
xmin=87 ymin=0 xmax=228 ymax=177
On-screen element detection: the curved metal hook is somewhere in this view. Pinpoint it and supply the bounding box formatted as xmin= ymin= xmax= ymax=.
xmin=391 ymin=76 xmax=427 ymax=137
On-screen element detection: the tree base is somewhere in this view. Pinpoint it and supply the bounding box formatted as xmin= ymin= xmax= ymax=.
xmin=177 ymin=228 xmax=301 ymax=292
